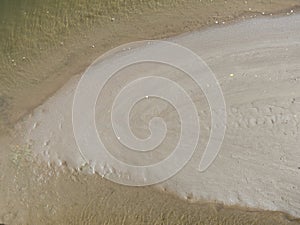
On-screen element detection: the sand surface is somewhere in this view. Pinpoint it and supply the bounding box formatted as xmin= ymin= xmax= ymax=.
xmin=1 ymin=1 xmax=300 ymax=225
xmin=1 ymin=0 xmax=300 ymax=132
xmin=5 ymin=12 xmax=300 ymax=223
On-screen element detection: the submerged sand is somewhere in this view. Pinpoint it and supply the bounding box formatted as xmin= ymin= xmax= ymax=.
xmin=1 ymin=1 xmax=300 ymax=225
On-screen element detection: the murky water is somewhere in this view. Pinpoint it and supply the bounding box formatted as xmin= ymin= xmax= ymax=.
xmin=0 ymin=0 xmax=181 ymax=131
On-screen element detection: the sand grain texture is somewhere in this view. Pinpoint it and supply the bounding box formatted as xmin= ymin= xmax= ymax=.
xmin=7 ymin=14 xmax=300 ymax=223
xmin=1 ymin=1 xmax=300 ymax=224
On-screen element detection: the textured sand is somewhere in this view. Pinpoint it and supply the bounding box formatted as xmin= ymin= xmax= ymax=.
xmin=11 ymin=13 xmax=300 ymax=221
xmin=1 ymin=0 xmax=300 ymax=133
xmin=1 ymin=1 xmax=300 ymax=224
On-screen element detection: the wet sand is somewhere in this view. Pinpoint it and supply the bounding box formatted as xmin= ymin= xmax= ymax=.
xmin=1 ymin=134 xmax=299 ymax=225
xmin=1 ymin=1 xmax=300 ymax=224
xmin=1 ymin=0 xmax=300 ymax=132
xmin=11 ymin=12 xmax=300 ymax=220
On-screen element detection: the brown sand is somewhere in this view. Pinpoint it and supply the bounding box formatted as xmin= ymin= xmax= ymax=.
xmin=1 ymin=136 xmax=300 ymax=224
xmin=1 ymin=0 xmax=300 ymax=224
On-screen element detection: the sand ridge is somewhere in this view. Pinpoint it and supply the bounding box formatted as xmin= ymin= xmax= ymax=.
xmin=12 ymin=13 xmax=300 ymax=219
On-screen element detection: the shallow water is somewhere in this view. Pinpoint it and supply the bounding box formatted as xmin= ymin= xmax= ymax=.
xmin=1 ymin=0 xmax=299 ymax=131
xmin=0 ymin=0 xmax=182 ymax=89
xmin=0 ymin=0 xmax=179 ymax=131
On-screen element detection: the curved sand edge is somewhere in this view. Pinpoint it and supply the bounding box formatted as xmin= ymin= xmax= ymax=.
xmin=13 ymin=14 xmax=300 ymax=218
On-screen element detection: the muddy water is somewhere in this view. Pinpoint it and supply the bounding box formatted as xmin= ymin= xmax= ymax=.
xmin=1 ymin=0 xmax=300 ymax=224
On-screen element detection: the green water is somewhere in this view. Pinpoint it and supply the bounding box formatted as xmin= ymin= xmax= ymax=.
xmin=0 ymin=0 xmax=132 ymax=90
xmin=0 ymin=0 xmax=174 ymax=83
